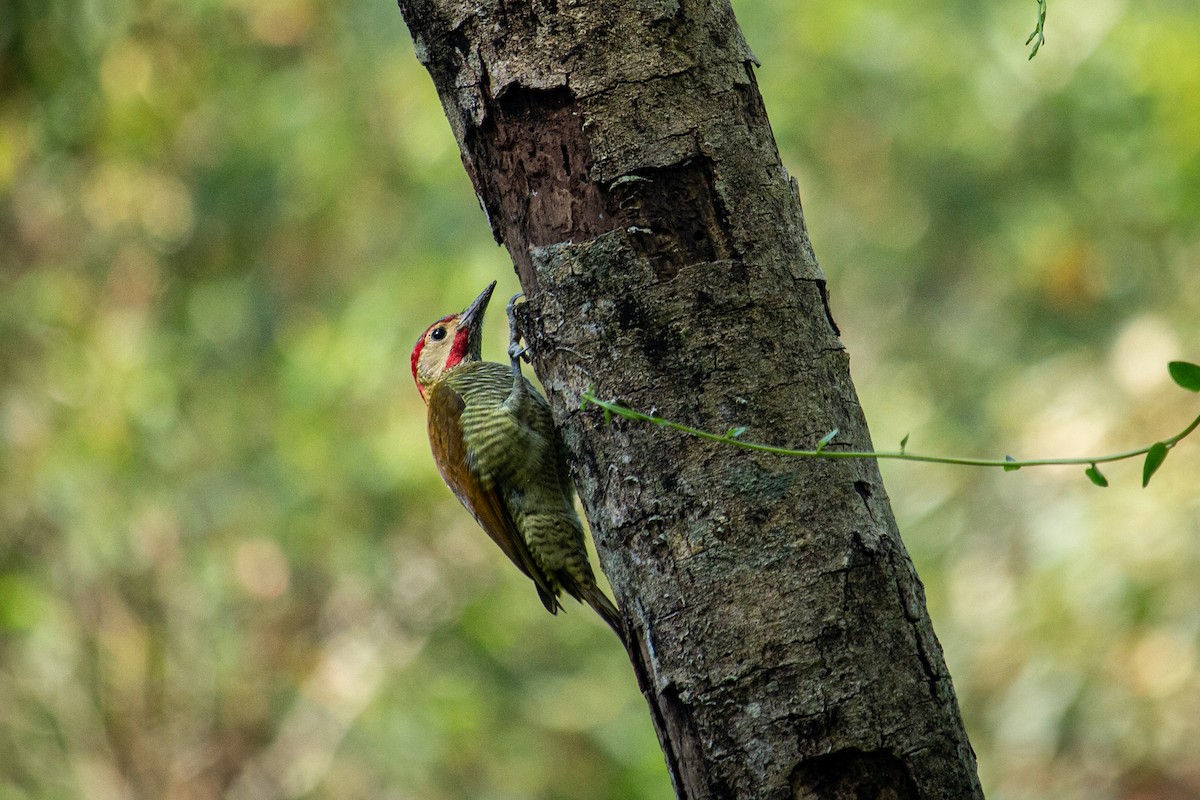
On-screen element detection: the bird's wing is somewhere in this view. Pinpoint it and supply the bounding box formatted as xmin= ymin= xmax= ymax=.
xmin=426 ymin=381 xmax=561 ymax=613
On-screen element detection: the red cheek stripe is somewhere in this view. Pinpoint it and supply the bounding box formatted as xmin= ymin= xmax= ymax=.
xmin=445 ymin=328 xmax=470 ymax=370
xmin=410 ymin=336 xmax=426 ymax=384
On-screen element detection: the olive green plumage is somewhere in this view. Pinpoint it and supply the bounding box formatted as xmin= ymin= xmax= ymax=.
xmin=441 ymin=363 xmax=604 ymax=608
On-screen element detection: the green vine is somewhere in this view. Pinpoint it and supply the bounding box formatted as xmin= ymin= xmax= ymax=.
xmin=580 ymin=361 xmax=1200 ymax=488
xmin=1027 ymin=0 xmax=1048 ymax=59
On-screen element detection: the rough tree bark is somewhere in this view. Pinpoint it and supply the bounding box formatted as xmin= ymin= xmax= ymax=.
xmin=396 ymin=1 xmax=984 ymax=797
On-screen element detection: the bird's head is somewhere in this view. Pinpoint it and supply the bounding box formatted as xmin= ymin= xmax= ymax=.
xmin=411 ymin=281 xmax=496 ymax=402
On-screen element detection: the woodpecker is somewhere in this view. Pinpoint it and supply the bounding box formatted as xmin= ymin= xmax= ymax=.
xmin=411 ymin=282 xmax=621 ymax=635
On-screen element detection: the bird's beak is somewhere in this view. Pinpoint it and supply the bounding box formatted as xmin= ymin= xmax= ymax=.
xmin=458 ymin=281 xmax=496 ymax=332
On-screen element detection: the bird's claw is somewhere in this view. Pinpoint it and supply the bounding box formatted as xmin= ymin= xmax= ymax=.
xmin=506 ymin=291 xmax=531 ymax=365
xmin=506 ymin=291 xmax=525 ymax=320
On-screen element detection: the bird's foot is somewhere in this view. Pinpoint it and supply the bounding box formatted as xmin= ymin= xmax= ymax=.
xmin=506 ymin=292 xmax=531 ymax=367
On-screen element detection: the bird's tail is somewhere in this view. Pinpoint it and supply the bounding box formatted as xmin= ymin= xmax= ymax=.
xmin=580 ymin=583 xmax=624 ymax=638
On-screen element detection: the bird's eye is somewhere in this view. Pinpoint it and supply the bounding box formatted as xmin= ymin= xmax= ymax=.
xmin=430 ymin=326 xmax=447 ymax=341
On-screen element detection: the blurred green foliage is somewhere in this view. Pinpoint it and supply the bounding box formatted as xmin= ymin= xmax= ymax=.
xmin=1 ymin=0 xmax=1197 ymax=798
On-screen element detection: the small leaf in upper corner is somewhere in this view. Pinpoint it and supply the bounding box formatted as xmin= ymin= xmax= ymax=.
xmin=815 ymin=429 xmax=839 ymax=453
xmin=1085 ymin=464 xmax=1109 ymax=488
xmin=1168 ymin=361 xmax=1200 ymax=392
xmin=899 ymin=433 xmax=910 ymax=453
xmin=1142 ymin=442 xmax=1169 ymax=487
xmin=724 ymin=426 xmax=747 ymax=440
xmin=1003 ymin=455 xmax=1021 ymax=472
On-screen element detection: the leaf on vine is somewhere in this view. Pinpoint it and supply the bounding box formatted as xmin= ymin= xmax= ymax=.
xmin=900 ymin=433 xmax=910 ymax=453
xmin=1085 ymin=464 xmax=1108 ymax=488
xmin=1168 ymin=361 xmax=1200 ymax=392
xmin=1026 ymin=31 xmax=1044 ymax=59
xmin=724 ymin=426 xmax=747 ymax=440
xmin=1142 ymin=442 xmax=1168 ymax=487
xmin=1026 ymin=0 xmax=1047 ymax=59
xmin=1003 ymin=455 xmax=1020 ymax=472
xmin=815 ymin=429 xmax=838 ymax=453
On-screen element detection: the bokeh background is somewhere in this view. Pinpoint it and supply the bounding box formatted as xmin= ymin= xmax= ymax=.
xmin=2 ymin=0 xmax=1198 ymax=798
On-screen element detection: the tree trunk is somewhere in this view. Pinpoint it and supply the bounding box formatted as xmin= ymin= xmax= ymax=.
xmin=396 ymin=1 xmax=984 ymax=797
